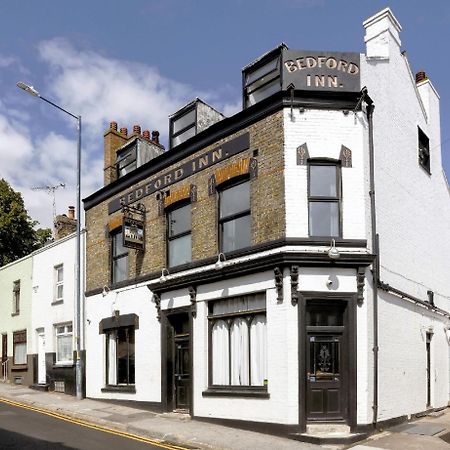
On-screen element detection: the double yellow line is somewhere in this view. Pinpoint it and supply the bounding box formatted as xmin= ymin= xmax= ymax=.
xmin=0 ymin=397 xmax=193 ymax=450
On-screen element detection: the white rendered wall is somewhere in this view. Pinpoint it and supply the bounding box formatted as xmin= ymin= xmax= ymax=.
xmin=362 ymin=8 xmax=450 ymax=421
xmin=31 ymin=233 xmax=79 ymax=356
xmin=85 ymin=285 xmax=161 ymax=402
xmin=284 ymin=108 xmax=366 ymax=240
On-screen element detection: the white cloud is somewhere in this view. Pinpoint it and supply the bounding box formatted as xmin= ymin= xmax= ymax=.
xmin=2 ymin=38 xmax=240 ymax=229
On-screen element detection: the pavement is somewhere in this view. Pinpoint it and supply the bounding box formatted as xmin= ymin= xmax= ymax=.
xmin=0 ymin=381 xmax=449 ymax=450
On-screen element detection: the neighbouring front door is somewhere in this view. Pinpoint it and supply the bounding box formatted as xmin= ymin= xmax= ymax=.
xmin=305 ymin=300 xmax=348 ymax=422
xmin=165 ymin=311 xmax=191 ymax=413
xmin=1 ymin=334 xmax=7 ymax=378
xmin=37 ymin=332 xmax=46 ymax=384
xmin=174 ymin=335 xmax=190 ymax=410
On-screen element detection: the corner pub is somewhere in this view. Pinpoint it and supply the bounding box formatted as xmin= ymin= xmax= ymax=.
xmin=83 ymin=8 xmax=450 ymax=444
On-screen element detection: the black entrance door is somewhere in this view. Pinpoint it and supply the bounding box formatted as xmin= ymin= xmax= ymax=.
xmin=165 ymin=312 xmax=191 ymax=413
xmin=305 ymin=300 xmax=348 ymax=422
xmin=307 ymin=334 xmax=344 ymax=420
xmin=174 ymin=335 xmax=190 ymax=410
xmin=1 ymin=334 xmax=7 ymax=378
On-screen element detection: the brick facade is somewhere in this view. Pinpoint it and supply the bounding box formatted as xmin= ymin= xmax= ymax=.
xmin=85 ymin=111 xmax=285 ymax=292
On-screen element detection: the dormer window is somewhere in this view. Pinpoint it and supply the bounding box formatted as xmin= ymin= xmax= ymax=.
xmin=171 ymin=108 xmax=196 ymax=148
xmin=117 ymin=144 xmax=137 ymax=178
xmin=243 ymin=55 xmax=281 ymax=108
xmin=169 ymin=99 xmax=224 ymax=150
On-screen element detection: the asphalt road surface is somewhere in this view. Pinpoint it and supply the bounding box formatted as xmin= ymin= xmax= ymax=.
xmin=0 ymin=400 xmax=189 ymax=450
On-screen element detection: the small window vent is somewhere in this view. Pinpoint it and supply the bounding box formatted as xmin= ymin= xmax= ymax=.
xmin=54 ymin=381 xmax=65 ymax=393
xmin=13 ymin=377 xmax=22 ymax=385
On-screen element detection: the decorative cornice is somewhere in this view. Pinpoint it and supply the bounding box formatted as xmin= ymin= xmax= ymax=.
xmin=291 ymin=265 xmax=299 ymax=306
xmin=274 ymin=267 xmax=283 ymax=303
xmin=188 ymin=285 xmax=197 ymax=318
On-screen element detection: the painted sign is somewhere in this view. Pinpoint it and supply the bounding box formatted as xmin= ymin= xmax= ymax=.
xmin=123 ymin=217 xmax=145 ymax=250
xmin=283 ymin=50 xmax=360 ymax=92
xmin=108 ymin=132 xmax=250 ymax=214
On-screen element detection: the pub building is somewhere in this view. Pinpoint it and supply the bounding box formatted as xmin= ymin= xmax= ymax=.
xmin=83 ymin=8 xmax=450 ymax=443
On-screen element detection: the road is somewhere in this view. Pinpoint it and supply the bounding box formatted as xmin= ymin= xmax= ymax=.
xmin=0 ymin=400 xmax=191 ymax=450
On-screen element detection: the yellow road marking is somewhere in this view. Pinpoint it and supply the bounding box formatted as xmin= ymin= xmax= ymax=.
xmin=0 ymin=397 xmax=192 ymax=450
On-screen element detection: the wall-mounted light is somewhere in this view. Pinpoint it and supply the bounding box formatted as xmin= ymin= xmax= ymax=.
xmin=328 ymin=239 xmax=340 ymax=260
xmin=215 ymin=253 xmax=226 ymax=270
xmin=102 ymin=285 xmax=110 ymax=297
xmin=160 ymin=268 xmax=170 ymax=282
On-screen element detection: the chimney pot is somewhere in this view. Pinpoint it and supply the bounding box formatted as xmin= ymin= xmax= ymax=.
xmin=110 ymin=121 xmax=118 ymax=131
xmin=120 ymin=127 xmax=128 ymax=137
xmin=68 ymin=206 xmax=75 ymax=219
xmin=152 ymin=130 xmax=160 ymax=144
xmin=416 ymin=71 xmax=428 ymax=84
xmin=133 ymin=125 xmax=141 ymax=135
xmin=143 ymin=130 xmax=151 ymax=140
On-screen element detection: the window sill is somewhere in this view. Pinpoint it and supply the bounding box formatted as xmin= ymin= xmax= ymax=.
xmin=11 ymin=365 xmax=27 ymax=371
xmin=51 ymin=300 xmax=64 ymax=306
xmin=53 ymin=362 xmax=74 ymax=368
xmin=202 ymin=387 xmax=269 ymax=398
xmin=11 ymin=312 xmax=19 ymax=317
xmin=101 ymin=385 xmax=136 ymax=394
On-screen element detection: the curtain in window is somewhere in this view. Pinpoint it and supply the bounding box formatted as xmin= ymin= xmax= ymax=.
xmin=107 ymin=331 xmax=117 ymax=385
xmin=212 ymin=320 xmax=229 ymax=385
xmin=14 ymin=342 xmax=27 ymax=365
xmin=231 ymin=318 xmax=249 ymax=385
xmin=250 ymin=315 xmax=267 ymax=386
xmin=57 ymin=335 xmax=72 ymax=362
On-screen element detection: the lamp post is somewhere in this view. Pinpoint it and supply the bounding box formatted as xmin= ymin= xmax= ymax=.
xmin=17 ymin=81 xmax=83 ymax=400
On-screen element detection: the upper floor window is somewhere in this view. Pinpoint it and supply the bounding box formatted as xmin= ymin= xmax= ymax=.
xmin=308 ymin=162 xmax=341 ymax=237
xmin=244 ymin=55 xmax=281 ymax=108
xmin=219 ymin=179 xmax=251 ymax=253
xmin=13 ymin=330 xmax=26 ymax=365
xmin=418 ymin=127 xmax=430 ymax=174
xmin=209 ymin=294 xmax=267 ymax=388
xmin=12 ymin=280 xmax=20 ymax=315
xmin=167 ymin=203 xmax=192 ymax=268
xmin=111 ymin=229 xmax=128 ymax=284
xmin=55 ymin=323 xmax=73 ymax=364
xmin=54 ymin=264 xmax=64 ymax=303
xmin=170 ymin=108 xmax=196 ymax=148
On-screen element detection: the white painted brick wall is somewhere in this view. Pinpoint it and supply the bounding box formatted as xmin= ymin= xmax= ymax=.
xmin=85 ymin=286 xmax=161 ymax=401
xmin=284 ymin=108 xmax=367 ymax=240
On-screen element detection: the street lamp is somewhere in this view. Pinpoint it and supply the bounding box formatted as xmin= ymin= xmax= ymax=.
xmin=17 ymin=81 xmax=84 ymax=400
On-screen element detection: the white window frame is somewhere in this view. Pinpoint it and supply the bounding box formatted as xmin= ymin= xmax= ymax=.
xmin=55 ymin=323 xmax=73 ymax=364
xmin=54 ymin=264 xmax=64 ymax=303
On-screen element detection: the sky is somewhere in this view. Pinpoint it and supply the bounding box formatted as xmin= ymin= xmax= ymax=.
xmin=0 ymin=0 xmax=449 ymax=229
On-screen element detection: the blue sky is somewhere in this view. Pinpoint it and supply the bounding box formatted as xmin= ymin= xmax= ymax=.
xmin=1 ymin=0 xmax=449 ymax=228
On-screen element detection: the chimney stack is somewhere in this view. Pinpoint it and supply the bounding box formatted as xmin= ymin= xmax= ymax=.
xmin=152 ymin=130 xmax=160 ymax=145
xmin=104 ymin=120 xmax=128 ymax=185
xmin=133 ymin=125 xmax=141 ymax=136
xmin=142 ymin=130 xmax=151 ymax=141
xmin=416 ymin=71 xmax=428 ymax=84
xmin=54 ymin=208 xmax=77 ymax=240
xmin=120 ymin=127 xmax=128 ymax=137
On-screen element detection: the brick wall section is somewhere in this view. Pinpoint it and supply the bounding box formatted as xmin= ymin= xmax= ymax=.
xmin=85 ymin=110 xmax=285 ymax=292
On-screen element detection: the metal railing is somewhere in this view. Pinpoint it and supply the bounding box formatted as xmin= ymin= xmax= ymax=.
xmin=2 ymin=359 xmax=8 ymax=382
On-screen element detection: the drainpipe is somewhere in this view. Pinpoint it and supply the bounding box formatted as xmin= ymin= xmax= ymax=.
xmin=365 ymin=92 xmax=379 ymax=427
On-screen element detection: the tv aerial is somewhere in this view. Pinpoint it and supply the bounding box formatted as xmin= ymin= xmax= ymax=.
xmin=31 ymin=182 xmax=66 ymax=220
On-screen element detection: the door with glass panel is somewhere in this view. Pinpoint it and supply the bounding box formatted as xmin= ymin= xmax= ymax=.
xmin=306 ymin=300 xmax=347 ymax=421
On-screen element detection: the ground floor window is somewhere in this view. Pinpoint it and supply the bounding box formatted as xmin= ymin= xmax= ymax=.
xmin=209 ymin=293 xmax=267 ymax=387
xmin=55 ymin=323 xmax=73 ymax=364
xmin=13 ymin=330 xmax=27 ymax=365
xmin=106 ymin=326 xmax=135 ymax=385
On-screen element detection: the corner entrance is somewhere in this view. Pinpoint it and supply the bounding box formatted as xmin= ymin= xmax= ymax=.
xmin=163 ymin=310 xmax=191 ymax=413
xmin=299 ymin=293 xmax=356 ymax=431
